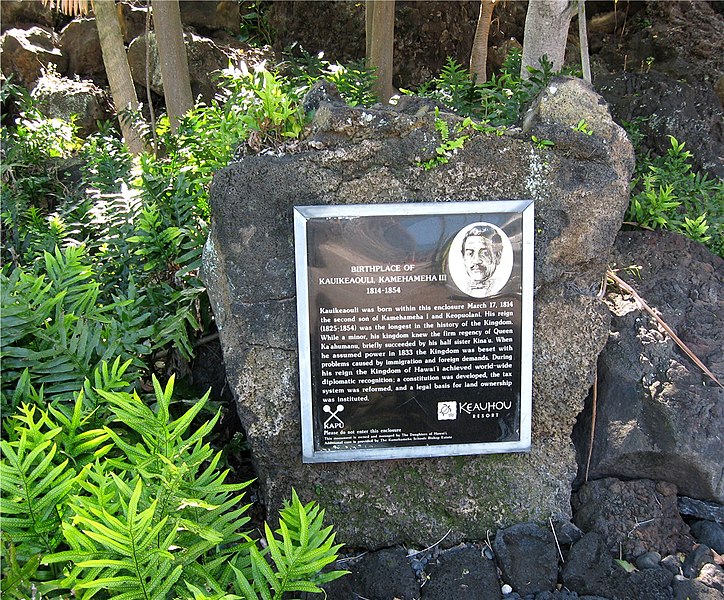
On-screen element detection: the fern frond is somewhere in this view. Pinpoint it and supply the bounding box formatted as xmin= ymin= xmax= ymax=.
xmin=0 ymin=420 xmax=78 ymax=557
xmin=0 ymin=536 xmax=42 ymax=599
xmin=231 ymin=563 xmax=260 ymax=600
xmin=45 ymin=477 xmax=182 ymax=599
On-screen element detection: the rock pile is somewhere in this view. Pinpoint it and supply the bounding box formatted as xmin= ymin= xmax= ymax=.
xmin=0 ymin=0 xmax=271 ymax=134
xmin=313 ymin=478 xmax=724 ymax=599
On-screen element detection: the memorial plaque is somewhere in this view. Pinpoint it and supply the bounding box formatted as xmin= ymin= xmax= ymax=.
xmin=294 ymin=201 xmax=533 ymax=463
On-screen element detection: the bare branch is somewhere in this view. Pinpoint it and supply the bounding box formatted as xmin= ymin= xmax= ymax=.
xmin=607 ymin=269 xmax=723 ymax=388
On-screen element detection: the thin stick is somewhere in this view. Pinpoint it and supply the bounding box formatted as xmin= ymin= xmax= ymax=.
xmin=407 ymin=528 xmax=452 ymax=558
xmin=628 ymin=518 xmax=655 ymax=536
xmin=336 ymin=551 xmax=368 ymax=563
xmin=194 ymin=332 xmax=220 ymax=347
xmin=549 ymin=516 xmax=565 ymax=563
xmin=585 ymin=366 xmax=598 ymax=482
xmin=145 ymin=0 xmax=158 ymax=153
xmin=607 ymin=269 xmax=723 ymax=388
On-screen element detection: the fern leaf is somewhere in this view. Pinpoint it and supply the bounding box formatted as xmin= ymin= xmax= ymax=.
xmin=281 ymin=580 xmax=324 ymax=594
xmin=1 ymin=431 xmax=77 ymax=555
xmin=264 ymin=522 xmax=288 ymax=580
xmin=249 ymin=545 xmax=276 ymax=600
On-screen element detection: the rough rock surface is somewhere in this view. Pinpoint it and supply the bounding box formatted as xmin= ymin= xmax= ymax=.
xmin=118 ymin=1 xmax=148 ymax=45
xmin=311 ymin=519 xmax=723 ymax=599
xmin=592 ymin=1 xmax=723 ymax=89
xmin=32 ymin=73 xmax=111 ymax=136
xmin=0 ymin=0 xmax=53 ymax=32
xmin=203 ymin=77 xmax=633 ymax=548
xmin=127 ymin=31 xmax=271 ymax=103
xmin=0 ymin=26 xmax=67 ymax=88
xmin=494 ymin=523 xmax=558 ymax=595
xmin=321 ymin=547 xmax=421 ymax=600
xmin=561 ymin=531 xmax=675 ymax=600
xmin=673 ymin=574 xmax=724 ymax=600
xmin=574 ymin=231 xmax=724 ymax=502
xmin=421 ymin=546 xmax=501 ymax=600
xmin=268 ymin=0 xmax=479 ymax=88
xmin=561 ymin=532 xmax=619 ymax=595
xmin=596 ymin=72 xmax=724 ymax=179
xmin=573 ymin=478 xmax=692 ymax=560
xmin=179 ymin=0 xmax=240 ymax=35
xmin=59 ymin=18 xmax=103 ymax=77
xmin=692 ymin=521 xmax=724 ymax=554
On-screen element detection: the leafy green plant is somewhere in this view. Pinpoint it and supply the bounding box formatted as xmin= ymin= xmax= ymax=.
xmin=419 ymin=111 xmax=470 ymax=170
xmin=621 ymin=116 xmax=647 ymax=151
xmin=1 ymin=78 xmax=82 ymax=268
xmin=680 ymin=213 xmax=712 ymax=245
xmin=231 ymin=490 xmax=346 ymax=599
xmin=284 ymin=45 xmax=378 ymax=108
xmin=410 ymin=50 xmax=556 ymax=127
xmin=2 ymin=368 xmax=347 ymax=598
xmin=627 ymin=182 xmax=680 ymax=229
xmin=531 ymin=135 xmax=555 ymax=149
xmin=210 ymin=67 xmax=305 ymax=153
xmin=0 ymin=245 xmax=152 ymax=410
xmin=572 ymin=119 xmax=593 ymax=135
xmin=238 ymin=0 xmax=273 ymax=46
xmin=626 ymin=136 xmax=723 ymax=256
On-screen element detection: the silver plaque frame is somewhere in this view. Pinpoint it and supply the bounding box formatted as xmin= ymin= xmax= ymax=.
xmin=294 ymin=201 xmax=534 ymax=463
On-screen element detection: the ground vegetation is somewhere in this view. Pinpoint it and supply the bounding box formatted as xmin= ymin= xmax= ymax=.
xmin=1 ymin=1 xmax=721 ymax=595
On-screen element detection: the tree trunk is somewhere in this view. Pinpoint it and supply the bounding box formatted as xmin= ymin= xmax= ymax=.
xmin=520 ymin=0 xmax=576 ymax=78
xmin=365 ymin=0 xmax=395 ymax=103
xmin=578 ymin=0 xmax=592 ymax=83
xmin=94 ymin=0 xmax=145 ymax=154
xmin=469 ymin=0 xmax=496 ymax=83
xmin=152 ymin=0 xmax=193 ymax=131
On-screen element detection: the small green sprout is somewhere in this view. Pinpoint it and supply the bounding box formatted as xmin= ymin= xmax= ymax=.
xmin=573 ymin=119 xmax=593 ymax=136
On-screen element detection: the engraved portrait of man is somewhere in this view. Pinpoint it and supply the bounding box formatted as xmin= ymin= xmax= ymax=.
xmin=449 ymin=222 xmax=513 ymax=298
xmin=461 ymin=225 xmax=503 ymax=295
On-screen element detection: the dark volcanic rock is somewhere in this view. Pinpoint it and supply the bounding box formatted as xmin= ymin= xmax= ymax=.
xmin=422 ymin=546 xmax=501 ymax=600
xmin=494 ymin=523 xmax=558 ymax=595
xmin=59 ymin=18 xmax=103 ymax=77
xmin=683 ymin=544 xmax=716 ymax=579
xmin=203 ymin=78 xmax=633 ymax=548
xmin=352 ymin=548 xmax=420 ymax=600
xmin=0 ymin=0 xmax=53 ymax=32
xmin=0 ymin=26 xmax=67 ymax=88
xmin=574 ymin=231 xmax=724 ymax=502
xmin=679 ymin=497 xmax=724 ymax=523
xmin=691 ymin=521 xmax=724 ymax=554
xmin=31 ymin=73 xmax=111 ymax=137
xmin=562 ymin=532 xmax=621 ymax=597
xmin=596 ymin=71 xmax=724 ymax=179
xmin=268 ymin=0 xmax=479 ymax=88
xmin=673 ymin=574 xmax=724 ymax=600
xmin=573 ymin=478 xmax=692 ymax=560
xmin=618 ymin=568 xmax=674 ymax=600
xmin=179 ymin=0 xmax=240 ymax=35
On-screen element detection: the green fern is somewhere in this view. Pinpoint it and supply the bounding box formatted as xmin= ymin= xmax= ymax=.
xmin=0 ymin=405 xmax=79 ymax=559
xmin=0 ymin=246 xmax=151 ymax=406
xmin=3 ymin=366 xmax=347 ymax=598
xmin=230 ymin=490 xmax=348 ymax=600
xmin=47 ymin=476 xmax=183 ymax=600
xmin=43 ymin=375 xmax=252 ymax=596
xmin=1 ymin=535 xmax=43 ymax=600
